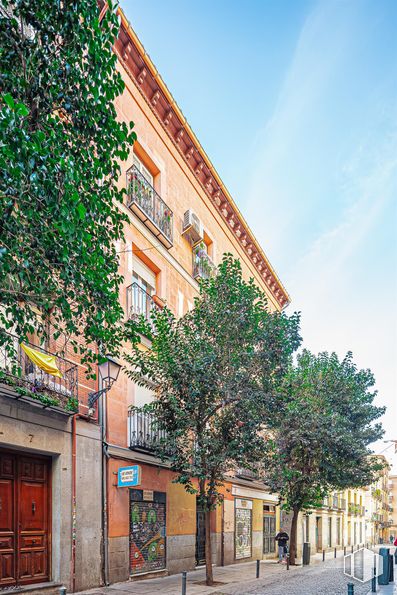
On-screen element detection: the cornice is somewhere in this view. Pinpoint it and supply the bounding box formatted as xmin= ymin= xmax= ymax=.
xmin=115 ymin=8 xmax=290 ymax=310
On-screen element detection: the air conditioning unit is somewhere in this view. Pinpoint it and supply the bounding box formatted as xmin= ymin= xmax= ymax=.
xmin=182 ymin=209 xmax=204 ymax=244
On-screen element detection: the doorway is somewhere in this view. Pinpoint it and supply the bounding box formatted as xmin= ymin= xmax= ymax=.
xmin=263 ymin=505 xmax=276 ymax=554
xmin=315 ymin=517 xmax=322 ymax=552
xmin=0 ymin=450 xmax=51 ymax=587
xmin=195 ymin=499 xmax=206 ymax=566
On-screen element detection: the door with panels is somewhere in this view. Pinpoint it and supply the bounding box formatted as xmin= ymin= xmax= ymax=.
xmin=0 ymin=451 xmax=50 ymax=587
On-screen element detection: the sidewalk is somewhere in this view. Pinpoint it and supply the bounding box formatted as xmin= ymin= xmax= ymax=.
xmin=76 ymin=549 xmax=368 ymax=595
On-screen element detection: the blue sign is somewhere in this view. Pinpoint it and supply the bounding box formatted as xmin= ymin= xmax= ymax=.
xmin=117 ymin=465 xmax=141 ymax=487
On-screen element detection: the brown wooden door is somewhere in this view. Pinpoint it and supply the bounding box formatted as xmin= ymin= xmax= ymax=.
xmin=0 ymin=451 xmax=50 ymax=587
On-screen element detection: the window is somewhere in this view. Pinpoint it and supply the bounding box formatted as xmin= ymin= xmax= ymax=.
xmin=133 ymin=154 xmax=153 ymax=186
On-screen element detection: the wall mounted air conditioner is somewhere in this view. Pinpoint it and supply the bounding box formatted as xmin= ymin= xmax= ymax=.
xmin=182 ymin=209 xmax=204 ymax=244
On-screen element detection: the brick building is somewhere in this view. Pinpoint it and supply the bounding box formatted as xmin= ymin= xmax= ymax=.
xmin=0 ymin=5 xmax=290 ymax=592
xmin=103 ymin=5 xmax=289 ymax=584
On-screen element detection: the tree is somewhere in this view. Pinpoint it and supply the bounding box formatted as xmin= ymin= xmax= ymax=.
xmin=0 ymin=0 xmax=136 ymax=366
xmin=125 ymin=255 xmax=301 ymax=585
xmin=262 ymin=349 xmax=385 ymax=564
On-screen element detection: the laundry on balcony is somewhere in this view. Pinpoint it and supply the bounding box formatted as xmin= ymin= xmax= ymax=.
xmin=20 ymin=343 xmax=63 ymax=378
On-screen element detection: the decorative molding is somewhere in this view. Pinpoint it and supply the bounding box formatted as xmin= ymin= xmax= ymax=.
xmin=114 ymin=14 xmax=290 ymax=309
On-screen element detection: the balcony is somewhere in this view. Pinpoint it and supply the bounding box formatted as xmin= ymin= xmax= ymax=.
xmin=126 ymin=165 xmax=173 ymax=248
xmin=126 ymin=282 xmax=161 ymax=325
xmin=192 ymin=247 xmax=216 ymax=280
xmin=235 ymin=467 xmax=258 ymax=481
xmin=128 ymin=409 xmax=168 ymax=454
xmin=0 ymin=333 xmax=78 ymax=413
xmin=348 ymin=503 xmax=365 ymax=516
xmin=340 ymin=498 xmax=347 ymax=511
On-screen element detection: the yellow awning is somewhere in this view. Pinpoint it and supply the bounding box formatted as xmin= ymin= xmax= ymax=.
xmin=20 ymin=343 xmax=63 ymax=378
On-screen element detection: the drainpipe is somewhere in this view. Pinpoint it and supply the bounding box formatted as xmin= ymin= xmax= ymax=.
xmin=99 ymin=377 xmax=110 ymax=586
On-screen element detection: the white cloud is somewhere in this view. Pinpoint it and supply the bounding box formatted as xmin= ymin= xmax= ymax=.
xmin=245 ymin=0 xmax=397 ymax=463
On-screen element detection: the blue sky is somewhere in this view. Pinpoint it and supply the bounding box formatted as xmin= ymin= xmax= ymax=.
xmin=121 ymin=1 xmax=397 ymax=463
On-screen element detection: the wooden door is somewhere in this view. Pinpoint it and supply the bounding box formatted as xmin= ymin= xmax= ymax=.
xmin=0 ymin=453 xmax=16 ymax=585
xmin=0 ymin=451 xmax=50 ymax=587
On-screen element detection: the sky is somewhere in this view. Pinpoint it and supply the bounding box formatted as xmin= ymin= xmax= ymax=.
xmin=121 ymin=0 xmax=397 ymax=466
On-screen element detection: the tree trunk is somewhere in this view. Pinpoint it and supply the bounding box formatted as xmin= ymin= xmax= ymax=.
xmin=204 ymin=508 xmax=214 ymax=585
xmin=289 ymin=506 xmax=300 ymax=565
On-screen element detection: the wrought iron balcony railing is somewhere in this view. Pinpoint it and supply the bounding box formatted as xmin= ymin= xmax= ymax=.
xmin=126 ymin=165 xmax=173 ymax=248
xmin=0 ymin=332 xmax=78 ymax=410
xmin=126 ymin=282 xmax=160 ymax=324
xmin=192 ymin=249 xmax=215 ymax=280
xmin=128 ymin=409 xmax=168 ymax=454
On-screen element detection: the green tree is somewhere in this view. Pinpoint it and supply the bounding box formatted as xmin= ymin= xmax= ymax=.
xmin=125 ymin=255 xmax=301 ymax=584
xmin=0 ymin=0 xmax=136 ymax=366
xmin=262 ymin=349 xmax=385 ymax=563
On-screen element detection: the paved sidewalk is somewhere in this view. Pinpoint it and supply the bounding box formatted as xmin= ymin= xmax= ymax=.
xmin=76 ymin=549 xmax=370 ymax=595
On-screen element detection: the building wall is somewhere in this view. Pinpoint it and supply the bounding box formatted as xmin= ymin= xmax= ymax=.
xmin=0 ymin=395 xmax=102 ymax=591
xmin=389 ymin=475 xmax=397 ymax=540
xmin=103 ymin=5 xmax=288 ymax=584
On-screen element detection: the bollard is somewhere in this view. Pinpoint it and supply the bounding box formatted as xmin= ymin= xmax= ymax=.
xmin=347 ymin=583 xmax=354 ymax=595
xmin=182 ymin=571 xmax=187 ymax=595
xmin=322 ymin=549 xmax=325 ymax=562
xmin=351 ymin=545 xmax=354 ymax=554
xmin=372 ymin=553 xmax=377 ymax=593
xmin=344 ymin=546 xmax=347 ymax=556
xmin=256 ymin=559 xmax=260 ymax=579
xmin=286 ymin=553 xmax=290 ymax=570
xmin=334 ymin=547 xmax=337 ymax=559
xmin=302 ymin=542 xmax=311 ymax=566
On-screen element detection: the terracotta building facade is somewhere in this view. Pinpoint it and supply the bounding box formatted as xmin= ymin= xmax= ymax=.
xmin=0 ymin=5 xmax=289 ymax=591
xmin=102 ymin=6 xmax=289 ymax=584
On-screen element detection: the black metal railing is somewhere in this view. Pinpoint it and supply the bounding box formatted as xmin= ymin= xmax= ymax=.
xmin=128 ymin=409 xmax=168 ymax=453
xmin=235 ymin=467 xmax=257 ymax=481
xmin=126 ymin=283 xmax=159 ymax=323
xmin=126 ymin=165 xmax=173 ymax=248
xmin=0 ymin=333 xmax=78 ymax=406
xmin=192 ymin=249 xmax=215 ymax=280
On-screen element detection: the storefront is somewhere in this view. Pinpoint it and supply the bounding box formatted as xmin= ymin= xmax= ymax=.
xmin=129 ymin=489 xmax=166 ymax=574
xmin=235 ymin=499 xmax=252 ymax=559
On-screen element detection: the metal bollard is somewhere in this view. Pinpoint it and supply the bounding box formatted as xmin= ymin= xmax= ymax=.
xmin=182 ymin=571 xmax=187 ymax=595
xmin=322 ymin=549 xmax=325 ymax=561
xmin=286 ymin=553 xmax=290 ymax=570
xmin=334 ymin=547 xmax=337 ymax=558
xmin=351 ymin=545 xmax=354 ymax=554
xmin=256 ymin=559 xmax=260 ymax=579
xmin=344 ymin=546 xmax=347 ymax=556
xmin=347 ymin=583 xmax=354 ymax=594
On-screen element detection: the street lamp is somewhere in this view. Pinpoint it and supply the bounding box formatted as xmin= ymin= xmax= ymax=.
xmin=88 ymin=354 xmax=121 ymax=409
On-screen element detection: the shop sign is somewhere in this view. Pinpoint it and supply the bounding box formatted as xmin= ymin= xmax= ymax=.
xmin=143 ymin=490 xmax=154 ymax=501
xmin=235 ymin=498 xmax=253 ymax=510
xmin=117 ymin=465 xmax=141 ymax=487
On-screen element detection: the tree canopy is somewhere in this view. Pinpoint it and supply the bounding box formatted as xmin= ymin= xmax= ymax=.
xmin=125 ymin=254 xmax=301 ymax=583
xmin=0 ymin=0 xmax=136 ymax=365
xmin=262 ymin=349 xmax=385 ymax=562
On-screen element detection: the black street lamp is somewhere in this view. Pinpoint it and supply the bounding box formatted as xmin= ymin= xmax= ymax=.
xmin=88 ymin=355 xmax=121 ymax=409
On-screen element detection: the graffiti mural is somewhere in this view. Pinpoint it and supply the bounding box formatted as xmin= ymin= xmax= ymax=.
xmin=235 ymin=499 xmax=252 ymax=559
xmin=129 ymin=490 xmax=166 ymax=575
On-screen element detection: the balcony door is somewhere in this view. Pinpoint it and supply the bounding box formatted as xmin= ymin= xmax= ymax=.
xmin=133 ymin=154 xmax=153 ymax=186
xmin=0 ymin=450 xmax=50 ymax=587
xmin=131 ymin=257 xmax=156 ymax=321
